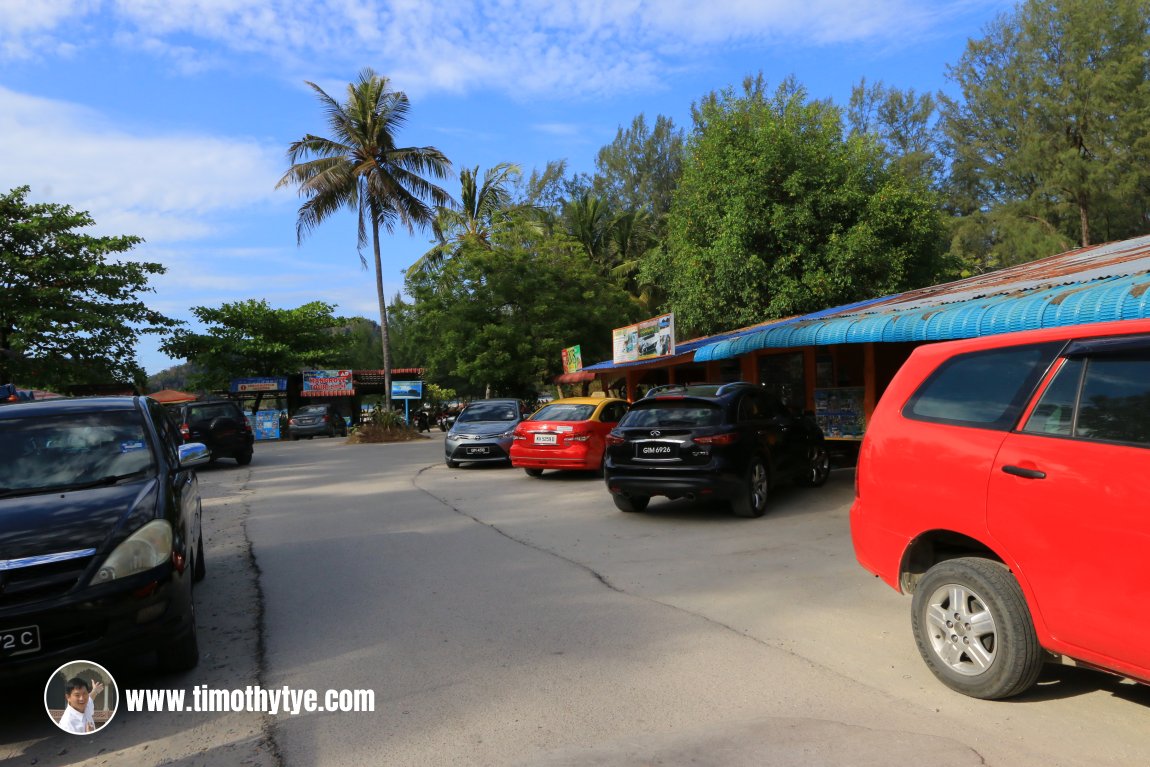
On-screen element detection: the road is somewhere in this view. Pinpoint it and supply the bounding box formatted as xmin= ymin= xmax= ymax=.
xmin=3 ymin=432 xmax=1149 ymax=766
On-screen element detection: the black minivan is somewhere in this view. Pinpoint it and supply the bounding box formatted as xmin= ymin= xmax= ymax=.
xmin=0 ymin=396 xmax=209 ymax=679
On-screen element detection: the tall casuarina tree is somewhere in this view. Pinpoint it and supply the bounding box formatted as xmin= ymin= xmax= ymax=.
xmin=277 ymin=68 xmax=452 ymax=408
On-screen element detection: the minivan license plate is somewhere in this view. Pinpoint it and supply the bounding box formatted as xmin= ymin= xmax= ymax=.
xmin=1 ymin=625 xmax=41 ymax=657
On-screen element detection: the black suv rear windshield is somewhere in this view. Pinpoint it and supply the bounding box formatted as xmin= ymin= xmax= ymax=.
xmin=184 ymin=402 xmax=242 ymax=422
xmin=621 ymin=402 xmax=723 ymax=428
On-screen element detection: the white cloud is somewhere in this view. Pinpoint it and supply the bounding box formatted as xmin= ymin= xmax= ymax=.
xmin=0 ymin=0 xmax=1009 ymax=98
xmin=0 ymin=86 xmax=284 ymax=244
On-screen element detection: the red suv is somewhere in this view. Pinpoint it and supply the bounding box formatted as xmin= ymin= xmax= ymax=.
xmin=851 ymin=318 xmax=1150 ymax=699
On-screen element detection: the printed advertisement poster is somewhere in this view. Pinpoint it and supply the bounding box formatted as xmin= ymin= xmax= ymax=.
xmin=301 ymin=370 xmax=353 ymax=397
xmin=391 ymin=380 xmax=424 ymax=400
xmin=561 ymin=345 xmax=583 ymax=373
xmin=612 ymin=313 xmax=675 ymax=364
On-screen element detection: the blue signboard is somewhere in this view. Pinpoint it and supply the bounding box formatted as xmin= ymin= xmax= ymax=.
xmin=391 ymin=380 xmax=423 ymax=400
xmin=230 ymin=377 xmax=288 ymax=394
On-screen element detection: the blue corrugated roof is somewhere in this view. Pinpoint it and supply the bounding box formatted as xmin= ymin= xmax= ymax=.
xmin=695 ymin=271 xmax=1150 ymax=360
xmin=578 ymin=235 xmax=1150 ymax=371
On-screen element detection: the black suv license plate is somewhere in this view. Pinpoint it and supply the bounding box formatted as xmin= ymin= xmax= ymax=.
xmin=1 ymin=625 xmax=41 ymax=657
xmin=637 ymin=442 xmax=677 ymax=459
xmin=465 ymin=446 xmax=491 ymax=456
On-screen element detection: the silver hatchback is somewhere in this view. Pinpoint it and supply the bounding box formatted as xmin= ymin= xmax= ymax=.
xmin=444 ymin=399 xmax=525 ymax=468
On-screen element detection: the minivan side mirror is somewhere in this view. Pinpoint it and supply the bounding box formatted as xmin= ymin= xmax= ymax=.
xmin=178 ymin=442 xmax=211 ymax=468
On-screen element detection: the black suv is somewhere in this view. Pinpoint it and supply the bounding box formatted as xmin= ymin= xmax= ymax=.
xmin=603 ymin=382 xmax=830 ymax=516
xmin=169 ymin=400 xmax=254 ymax=465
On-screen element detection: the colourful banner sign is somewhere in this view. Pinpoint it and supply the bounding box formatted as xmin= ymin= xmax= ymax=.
xmin=302 ymin=370 xmax=354 ymax=397
xmin=561 ymin=345 xmax=583 ymax=373
xmin=612 ymin=313 xmax=675 ymax=364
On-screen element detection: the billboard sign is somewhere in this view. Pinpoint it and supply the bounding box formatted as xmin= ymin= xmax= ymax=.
xmin=391 ymin=380 xmax=424 ymax=400
xmin=612 ymin=313 xmax=675 ymax=364
xmin=302 ymin=370 xmax=353 ymax=397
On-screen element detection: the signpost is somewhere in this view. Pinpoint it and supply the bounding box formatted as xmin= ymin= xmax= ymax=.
xmin=391 ymin=381 xmax=424 ymax=423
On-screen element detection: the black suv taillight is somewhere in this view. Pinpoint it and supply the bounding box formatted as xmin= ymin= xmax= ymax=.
xmin=693 ymin=432 xmax=738 ymax=446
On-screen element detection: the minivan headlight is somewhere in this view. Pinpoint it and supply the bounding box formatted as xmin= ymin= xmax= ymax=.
xmin=90 ymin=520 xmax=173 ymax=585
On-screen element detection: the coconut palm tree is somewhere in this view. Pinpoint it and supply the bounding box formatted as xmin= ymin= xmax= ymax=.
xmin=276 ymin=68 xmax=452 ymax=408
xmin=406 ymin=162 xmax=521 ymax=279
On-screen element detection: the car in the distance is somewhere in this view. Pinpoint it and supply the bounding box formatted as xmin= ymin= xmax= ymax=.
xmin=0 ymin=396 xmax=209 ymax=680
xmin=169 ymin=400 xmax=254 ymax=465
xmin=444 ymin=399 xmax=526 ymax=468
xmin=287 ymin=403 xmax=348 ymax=439
xmin=511 ymin=396 xmax=629 ymax=476
xmin=851 ymin=318 xmax=1150 ymax=699
xmin=603 ymin=382 xmax=829 ymax=516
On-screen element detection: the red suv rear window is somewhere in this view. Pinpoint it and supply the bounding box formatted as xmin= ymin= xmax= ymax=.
xmin=903 ymin=342 xmax=1062 ymax=430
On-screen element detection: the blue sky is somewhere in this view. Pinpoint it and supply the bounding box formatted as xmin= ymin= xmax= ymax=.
xmin=0 ymin=0 xmax=1011 ymax=376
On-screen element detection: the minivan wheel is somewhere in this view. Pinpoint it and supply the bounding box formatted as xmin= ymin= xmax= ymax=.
xmin=157 ymin=600 xmax=200 ymax=672
xmin=911 ymin=557 xmax=1044 ymax=700
xmin=613 ymin=494 xmax=649 ymax=513
xmin=731 ymin=457 xmax=769 ymax=517
xmin=798 ymin=444 xmax=830 ymax=487
xmin=193 ymin=533 xmax=206 ymax=582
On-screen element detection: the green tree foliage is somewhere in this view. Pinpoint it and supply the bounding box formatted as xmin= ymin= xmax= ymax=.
xmin=941 ymin=0 xmax=1150 ymax=272
xmin=589 ymin=114 xmax=684 ymax=218
xmin=0 ymin=186 xmax=175 ymax=389
xmin=340 ymin=317 xmax=385 ymax=370
xmin=276 ymin=68 xmax=452 ymax=408
xmin=848 ymin=78 xmax=943 ymax=185
xmin=146 ymin=362 xmax=200 ymax=393
xmin=160 ymin=300 xmax=355 ymax=392
xmin=647 ymin=75 xmax=949 ymax=337
xmin=404 ymin=218 xmax=639 ymax=397
xmin=407 ymin=162 xmax=522 ymax=278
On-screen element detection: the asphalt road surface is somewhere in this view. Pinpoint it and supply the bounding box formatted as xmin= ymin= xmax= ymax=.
xmin=4 ymin=432 xmax=1149 ymax=766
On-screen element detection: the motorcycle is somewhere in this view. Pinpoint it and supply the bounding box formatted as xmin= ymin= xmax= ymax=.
xmin=437 ymin=411 xmax=457 ymax=432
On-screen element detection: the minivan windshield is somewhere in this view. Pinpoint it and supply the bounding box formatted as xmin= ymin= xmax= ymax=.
xmin=0 ymin=410 xmax=155 ymax=496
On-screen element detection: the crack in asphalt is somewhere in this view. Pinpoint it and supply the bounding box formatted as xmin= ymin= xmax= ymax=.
xmin=408 ymin=463 xmax=979 ymax=744
xmin=237 ymin=467 xmax=286 ymax=767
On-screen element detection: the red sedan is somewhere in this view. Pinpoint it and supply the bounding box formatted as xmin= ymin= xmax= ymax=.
xmin=511 ymin=397 xmax=629 ymax=476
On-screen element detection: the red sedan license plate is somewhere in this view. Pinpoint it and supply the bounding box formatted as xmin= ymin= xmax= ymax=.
xmin=1 ymin=625 xmax=41 ymax=657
